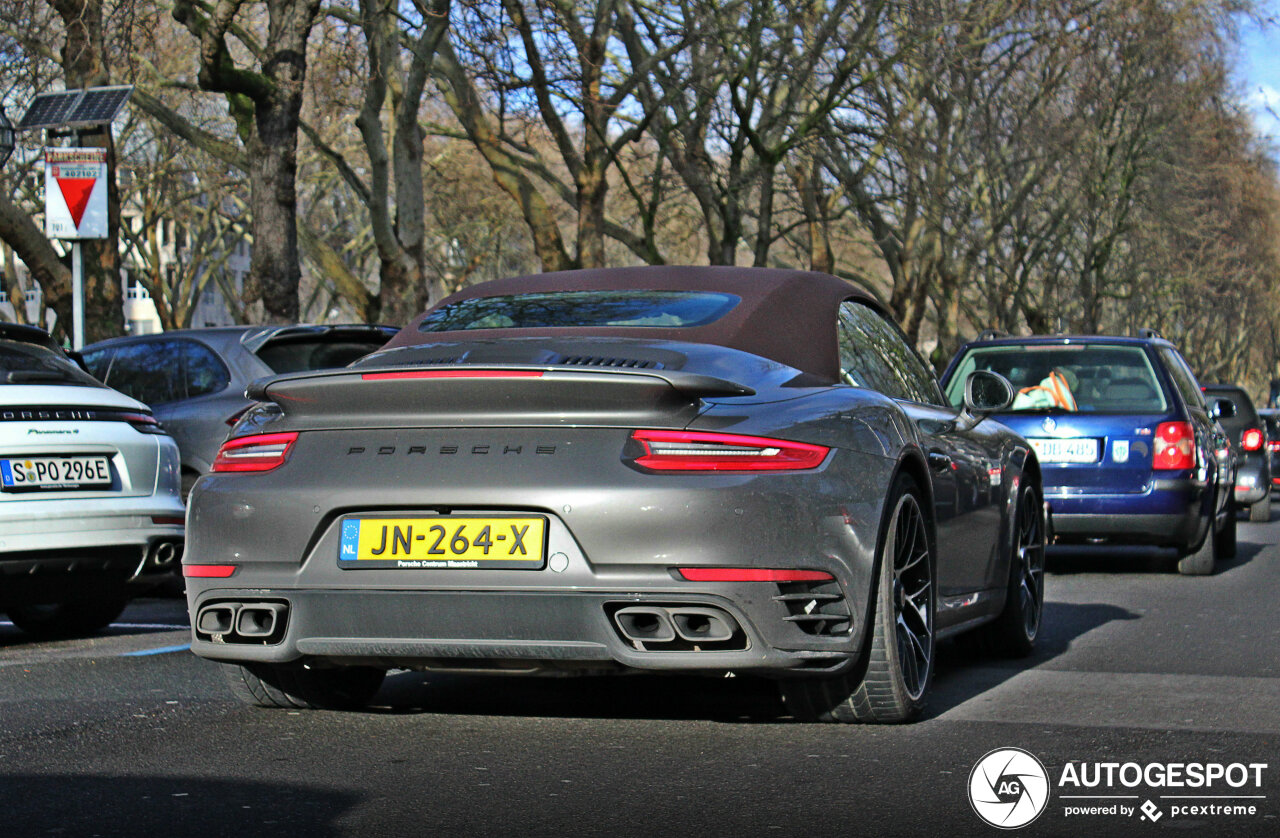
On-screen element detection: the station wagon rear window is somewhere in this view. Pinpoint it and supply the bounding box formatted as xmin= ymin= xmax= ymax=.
xmin=417 ymin=291 xmax=740 ymax=332
xmin=946 ymin=344 xmax=1168 ymax=413
xmin=0 ymin=341 xmax=104 ymax=388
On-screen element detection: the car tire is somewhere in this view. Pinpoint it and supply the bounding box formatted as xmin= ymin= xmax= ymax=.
xmin=6 ymin=594 xmax=129 ymax=639
xmin=1216 ymin=502 xmax=1237 ymax=558
xmin=222 ymin=662 xmax=386 ymax=710
xmin=781 ymin=473 xmax=935 ymax=724
xmin=959 ymin=481 xmax=1046 ymax=658
xmin=1176 ymin=517 xmax=1218 ymax=576
xmin=1249 ymin=491 xmax=1271 ymax=523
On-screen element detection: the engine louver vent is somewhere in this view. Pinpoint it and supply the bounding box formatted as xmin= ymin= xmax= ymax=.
xmin=774 ymin=579 xmax=853 ymax=636
xmin=555 ymin=355 xmax=663 ymax=370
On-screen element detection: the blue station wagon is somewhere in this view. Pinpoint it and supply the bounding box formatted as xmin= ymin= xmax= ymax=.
xmin=941 ymin=333 xmax=1236 ymax=574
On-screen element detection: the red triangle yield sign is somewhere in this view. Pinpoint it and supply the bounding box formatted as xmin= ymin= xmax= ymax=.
xmin=56 ymin=177 xmax=97 ymax=230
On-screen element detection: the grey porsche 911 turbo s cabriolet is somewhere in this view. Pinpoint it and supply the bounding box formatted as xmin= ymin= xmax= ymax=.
xmin=183 ymin=267 xmax=1044 ymax=723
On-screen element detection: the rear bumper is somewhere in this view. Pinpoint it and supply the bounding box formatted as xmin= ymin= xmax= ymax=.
xmin=1233 ymin=462 xmax=1269 ymax=504
xmin=183 ymin=429 xmax=896 ymax=675
xmin=0 ymin=494 xmax=186 ymax=552
xmin=0 ymin=497 xmax=186 ymax=605
xmin=187 ymin=587 xmax=859 ymax=675
xmin=1046 ymin=477 xmax=1206 ymax=547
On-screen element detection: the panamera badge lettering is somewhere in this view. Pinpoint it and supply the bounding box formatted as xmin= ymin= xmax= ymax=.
xmin=1042 ymin=417 xmax=1056 ymax=433
xmin=968 ymin=747 xmax=1050 ymax=829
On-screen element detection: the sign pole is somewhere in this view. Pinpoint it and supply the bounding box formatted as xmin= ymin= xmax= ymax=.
xmin=71 ymin=241 xmax=83 ymax=349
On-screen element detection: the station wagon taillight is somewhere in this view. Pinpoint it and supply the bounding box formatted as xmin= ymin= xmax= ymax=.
xmin=1242 ymin=428 xmax=1264 ymax=451
xmin=1153 ymin=422 xmax=1195 ymax=470
xmin=211 ymin=432 xmax=298 ymax=473
xmin=630 ymin=430 xmax=829 ymax=471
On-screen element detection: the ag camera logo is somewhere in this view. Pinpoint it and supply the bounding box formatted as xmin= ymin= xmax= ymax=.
xmin=969 ymin=748 xmax=1051 ymax=829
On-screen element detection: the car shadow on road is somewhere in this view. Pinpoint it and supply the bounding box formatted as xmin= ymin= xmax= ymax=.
xmin=364 ymin=598 xmax=1146 ymax=725
xmin=0 ymin=775 xmax=357 ymax=838
xmin=370 ymin=667 xmax=789 ymax=723
xmin=925 ymin=600 xmax=1141 ymax=721
xmin=1043 ymin=538 xmax=1266 ymax=577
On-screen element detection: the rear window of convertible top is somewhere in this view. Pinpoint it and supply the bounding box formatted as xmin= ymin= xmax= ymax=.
xmin=417 ymin=290 xmax=740 ymax=332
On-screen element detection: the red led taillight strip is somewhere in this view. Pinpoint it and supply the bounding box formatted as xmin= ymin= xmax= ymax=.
xmin=677 ymin=568 xmax=835 ymax=582
xmin=360 ymin=370 xmax=545 ymax=380
xmin=631 ymin=430 xmax=829 ymax=472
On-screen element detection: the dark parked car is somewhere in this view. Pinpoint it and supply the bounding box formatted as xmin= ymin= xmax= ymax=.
xmin=1259 ymin=408 xmax=1280 ymax=495
xmin=183 ymin=267 xmax=1045 ymax=723
xmin=941 ymin=332 xmax=1236 ymax=575
xmin=1202 ymin=385 xmax=1271 ymax=522
xmin=81 ymin=325 xmax=397 ymax=496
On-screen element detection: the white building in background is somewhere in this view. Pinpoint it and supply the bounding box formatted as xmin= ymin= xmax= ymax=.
xmin=0 ymin=214 xmax=251 ymax=336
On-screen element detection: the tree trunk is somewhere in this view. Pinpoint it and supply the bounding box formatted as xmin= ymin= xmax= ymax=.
xmin=173 ymin=0 xmax=321 ymax=324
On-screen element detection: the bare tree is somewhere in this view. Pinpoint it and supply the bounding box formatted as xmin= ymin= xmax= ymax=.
xmin=172 ymin=0 xmax=323 ymax=323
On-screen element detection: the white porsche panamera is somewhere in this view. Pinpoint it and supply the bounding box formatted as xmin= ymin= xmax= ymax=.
xmin=0 ymin=324 xmax=184 ymax=638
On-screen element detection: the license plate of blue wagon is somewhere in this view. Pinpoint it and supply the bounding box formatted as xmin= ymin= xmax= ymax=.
xmin=338 ymin=516 xmax=547 ymax=569
xmin=1027 ymin=437 xmax=1099 ymax=464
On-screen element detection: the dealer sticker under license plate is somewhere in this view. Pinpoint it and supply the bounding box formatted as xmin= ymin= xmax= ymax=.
xmin=338 ymin=516 xmax=547 ymax=570
xmin=0 ymin=456 xmax=112 ymax=491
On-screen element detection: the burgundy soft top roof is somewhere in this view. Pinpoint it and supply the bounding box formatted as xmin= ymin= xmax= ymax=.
xmin=387 ymin=266 xmax=877 ymax=382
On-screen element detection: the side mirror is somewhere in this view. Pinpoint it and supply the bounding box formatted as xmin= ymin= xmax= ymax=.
xmin=1211 ymin=398 xmax=1236 ymax=420
xmin=964 ymin=370 xmax=1015 ymax=414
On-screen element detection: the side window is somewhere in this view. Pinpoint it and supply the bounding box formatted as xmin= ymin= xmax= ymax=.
xmin=80 ymin=347 xmax=114 ymax=382
xmin=1160 ymin=348 xmax=1207 ymax=412
xmin=180 ymin=340 xmax=230 ymax=398
xmin=837 ymin=301 xmax=941 ymax=404
xmin=101 ymin=340 xmax=182 ymax=405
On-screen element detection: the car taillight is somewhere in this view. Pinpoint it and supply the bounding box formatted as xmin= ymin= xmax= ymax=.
xmin=676 ymin=568 xmax=834 ymax=582
xmin=120 ymin=412 xmax=166 ymax=435
xmin=211 ymin=432 xmax=298 ymax=473
xmin=1267 ymin=440 xmax=1280 ymax=453
xmin=630 ymin=430 xmax=829 ymax=472
xmin=1242 ymin=428 xmax=1264 ymax=451
xmin=184 ymin=564 xmax=237 ymax=578
xmin=1153 ymin=421 xmax=1195 ymax=470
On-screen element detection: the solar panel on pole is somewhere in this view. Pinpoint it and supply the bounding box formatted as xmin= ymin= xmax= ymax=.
xmin=17 ymin=87 xmax=134 ymax=131
xmin=17 ymin=92 xmax=83 ymax=130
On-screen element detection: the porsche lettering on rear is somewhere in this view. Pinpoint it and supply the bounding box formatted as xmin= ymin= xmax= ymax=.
xmin=345 ymin=444 xmax=557 ymax=456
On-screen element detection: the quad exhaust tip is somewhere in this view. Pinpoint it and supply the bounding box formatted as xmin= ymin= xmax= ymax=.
xmin=610 ymin=604 xmax=745 ymax=650
xmin=195 ymin=601 xmax=288 ymax=643
xmin=668 ymin=607 xmax=736 ymax=643
xmin=614 ymin=607 xmax=677 ymax=643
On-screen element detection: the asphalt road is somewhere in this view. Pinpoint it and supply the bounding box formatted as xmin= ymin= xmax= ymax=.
xmin=3 ymin=518 xmax=1279 ymax=838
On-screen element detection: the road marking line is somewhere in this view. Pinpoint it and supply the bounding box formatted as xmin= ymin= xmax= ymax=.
xmin=121 ymin=644 xmax=191 ymax=657
xmin=111 ymin=623 xmax=190 ymax=630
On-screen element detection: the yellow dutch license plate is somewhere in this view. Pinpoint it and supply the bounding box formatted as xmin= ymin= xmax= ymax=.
xmin=338 ymin=516 xmax=546 ymax=570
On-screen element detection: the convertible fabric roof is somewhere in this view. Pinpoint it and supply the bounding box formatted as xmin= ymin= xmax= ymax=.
xmin=386 ymin=266 xmax=878 ymax=382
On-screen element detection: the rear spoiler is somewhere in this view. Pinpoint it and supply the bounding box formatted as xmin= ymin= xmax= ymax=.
xmin=244 ymin=366 xmax=754 ymax=428
xmin=247 ymin=366 xmax=753 ymax=401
